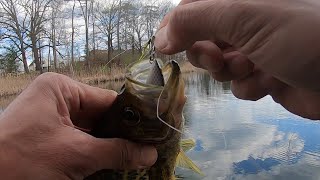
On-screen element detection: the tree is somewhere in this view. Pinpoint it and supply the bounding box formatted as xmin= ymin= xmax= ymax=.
xmin=116 ymin=0 xmax=122 ymax=51
xmin=0 ymin=46 xmax=20 ymax=73
xmin=0 ymin=0 xmax=175 ymax=74
xmin=95 ymin=0 xmax=119 ymax=61
xmin=0 ymin=0 xmax=29 ymax=73
xmin=78 ymin=0 xmax=90 ymax=68
xmin=50 ymin=0 xmax=59 ymax=70
xmin=24 ymin=0 xmax=51 ymax=72
xmin=71 ymin=0 xmax=76 ymax=66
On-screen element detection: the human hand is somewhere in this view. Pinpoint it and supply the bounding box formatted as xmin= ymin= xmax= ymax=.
xmin=0 ymin=73 xmax=157 ymax=179
xmin=155 ymin=0 xmax=320 ymax=119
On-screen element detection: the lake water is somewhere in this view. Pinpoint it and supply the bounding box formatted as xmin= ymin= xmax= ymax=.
xmin=177 ymin=73 xmax=320 ymax=180
xmin=0 ymin=73 xmax=319 ymax=180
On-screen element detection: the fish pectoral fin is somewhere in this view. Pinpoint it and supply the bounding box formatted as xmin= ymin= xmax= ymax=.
xmin=180 ymin=138 xmax=196 ymax=152
xmin=175 ymin=150 xmax=204 ymax=176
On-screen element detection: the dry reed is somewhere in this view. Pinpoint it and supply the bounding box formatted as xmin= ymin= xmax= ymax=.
xmin=0 ymin=73 xmax=37 ymax=98
xmin=0 ymin=61 xmax=200 ymax=98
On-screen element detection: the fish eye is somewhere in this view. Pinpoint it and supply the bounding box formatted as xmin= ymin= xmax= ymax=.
xmin=122 ymin=107 xmax=140 ymax=126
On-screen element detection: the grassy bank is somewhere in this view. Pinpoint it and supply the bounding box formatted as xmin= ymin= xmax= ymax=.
xmin=0 ymin=61 xmax=201 ymax=98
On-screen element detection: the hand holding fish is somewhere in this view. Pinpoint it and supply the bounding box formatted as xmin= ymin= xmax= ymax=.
xmin=0 ymin=73 xmax=157 ymax=179
xmin=155 ymin=0 xmax=320 ymax=119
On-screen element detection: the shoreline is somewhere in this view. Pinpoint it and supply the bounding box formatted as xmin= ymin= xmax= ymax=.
xmin=0 ymin=62 xmax=202 ymax=98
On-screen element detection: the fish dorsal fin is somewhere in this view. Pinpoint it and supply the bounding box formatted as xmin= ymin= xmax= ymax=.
xmin=180 ymin=139 xmax=196 ymax=152
xmin=175 ymin=150 xmax=204 ymax=176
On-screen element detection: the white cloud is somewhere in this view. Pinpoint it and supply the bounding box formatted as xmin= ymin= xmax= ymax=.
xmin=176 ymin=81 xmax=318 ymax=180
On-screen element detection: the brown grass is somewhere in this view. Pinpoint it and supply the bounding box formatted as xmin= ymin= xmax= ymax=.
xmin=72 ymin=64 xmax=126 ymax=85
xmin=0 ymin=73 xmax=37 ymax=98
xmin=0 ymin=95 xmax=16 ymax=110
xmin=0 ymin=61 xmax=201 ymax=98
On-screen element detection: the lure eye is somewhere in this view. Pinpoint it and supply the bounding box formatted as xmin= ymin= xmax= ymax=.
xmin=122 ymin=107 xmax=140 ymax=126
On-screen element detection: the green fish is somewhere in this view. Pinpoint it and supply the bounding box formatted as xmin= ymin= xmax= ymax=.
xmin=85 ymin=59 xmax=203 ymax=180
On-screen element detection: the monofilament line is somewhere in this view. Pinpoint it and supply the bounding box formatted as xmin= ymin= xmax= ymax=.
xmin=156 ymin=88 xmax=184 ymax=135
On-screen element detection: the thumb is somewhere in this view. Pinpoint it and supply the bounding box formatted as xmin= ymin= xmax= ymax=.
xmin=154 ymin=0 xmax=274 ymax=55
xmin=83 ymin=137 xmax=158 ymax=172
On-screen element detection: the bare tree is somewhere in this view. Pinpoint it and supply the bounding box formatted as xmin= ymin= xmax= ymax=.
xmin=95 ymin=0 xmax=119 ymax=61
xmin=116 ymin=0 xmax=122 ymax=51
xmin=71 ymin=0 xmax=76 ymax=66
xmin=78 ymin=0 xmax=90 ymax=68
xmin=89 ymin=0 xmax=96 ymax=61
xmin=0 ymin=0 xmax=29 ymax=73
xmin=0 ymin=0 xmax=174 ymax=74
xmin=50 ymin=0 xmax=60 ymax=70
xmin=24 ymin=0 xmax=51 ymax=72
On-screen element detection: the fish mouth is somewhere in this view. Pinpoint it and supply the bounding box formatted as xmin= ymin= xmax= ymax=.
xmin=121 ymin=59 xmax=184 ymax=144
xmin=90 ymin=59 xmax=185 ymax=144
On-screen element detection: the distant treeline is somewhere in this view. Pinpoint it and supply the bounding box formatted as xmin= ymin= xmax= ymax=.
xmin=0 ymin=0 xmax=175 ymax=74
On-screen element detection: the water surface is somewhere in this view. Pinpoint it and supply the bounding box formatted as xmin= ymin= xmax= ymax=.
xmin=0 ymin=73 xmax=319 ymax=180
xmin=176 ymin=73 xmax=320 ymax=180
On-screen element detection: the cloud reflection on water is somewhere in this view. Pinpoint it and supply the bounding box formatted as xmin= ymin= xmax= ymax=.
xmin=178 ymin=73 xmax=320 ymax=180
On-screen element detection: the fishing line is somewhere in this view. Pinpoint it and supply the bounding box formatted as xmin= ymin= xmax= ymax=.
xmin=105 ymin=49 xmax=129 ymax=66
xmin=134 ymin=36 xmax=184 ymax=135
xmin=156 ymin=87 xmax=184 ymax=135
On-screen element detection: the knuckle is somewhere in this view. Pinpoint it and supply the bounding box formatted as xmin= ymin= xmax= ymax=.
xmin=34 ymin=72 xmax=68 ymax=87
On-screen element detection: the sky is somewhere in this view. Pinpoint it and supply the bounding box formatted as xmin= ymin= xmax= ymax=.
xmin=172 ymin=0 xmax=181 ymax=4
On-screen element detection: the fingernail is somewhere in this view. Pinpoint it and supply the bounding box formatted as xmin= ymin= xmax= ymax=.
xmin=155 ymin=27 xmax=168 ymax=51
xmin=140 ymin=146 xmax=158 ymax=167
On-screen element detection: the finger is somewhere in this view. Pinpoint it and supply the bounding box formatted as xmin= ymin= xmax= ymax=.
xmin=178 ymin=0 xmax=207 ymax=5
xmin=155 ymin=1 xmax=215 ymax=54
xmin=154 ymin=0 xmax=264 ymax=54
xmin=69 ymin=133 xmax=158 ymax=175
xmin=158 ymin=0 xmax=206 ymax=30
xmin=211 ymin=51 xmax=254 ymax=82
xmin=270 ymin=86 xmax=320 ymax=120
xmin=77 ymin=82 xmax=117 ymax=112
xmin=231 ymin=69 xmax=278 ymax=101
xmin=92 ymin=138 xmax=157 ymax=170
xmin=186 ymin=41 xmax=224 ymax=72
xmin=37 ymin=73 xmax=118 ymax=128
xmin=71 ymin=83 xmax=117 ymax=129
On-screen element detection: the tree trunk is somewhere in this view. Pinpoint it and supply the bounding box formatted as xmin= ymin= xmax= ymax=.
xmin=117 ymin=0 xmax=122 ymax=51
xmin=38 ymin=36 xmax=43 ymax=74
xmin=48 ymin=40 xmax=51 ymax=72
xmin=71 ymin=0 xmax=76 ymax=66
xmin=91 ymin=0 xmax=95 ymax=61
xmin=85 ymin=0 xmax=90 ymax=68
xmin=30 ymin=35 xmax=41 ymax=71
xmin=20 ymin=43 xmax=29 ymax=73
xmin=52 ymin=9 xmax=57 ymax=70
xmin=108 ymin=34 xmax=112 ymax=62
xmin=53 ymin=32 xmax=57 ymax=70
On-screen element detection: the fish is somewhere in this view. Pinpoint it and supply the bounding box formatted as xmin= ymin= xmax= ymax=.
xmin=85 ymin=59 xmax=203 ymax=180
